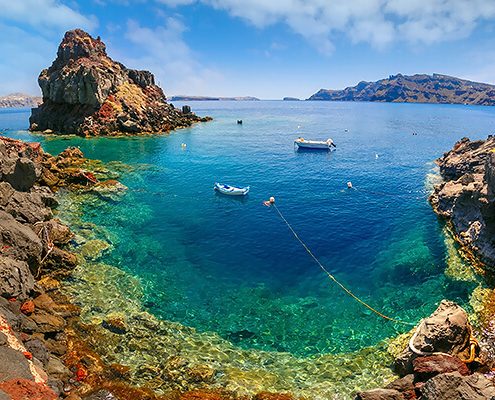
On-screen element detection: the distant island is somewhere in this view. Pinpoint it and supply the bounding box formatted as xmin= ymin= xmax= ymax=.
xmin=283 ymin=97 xmax=300 ymax=101
xmin=169 ymin=96 xmax=260 ymax=101
xmin=0 ymin=93 xmax=41 ymax=108
xmin=308 ymin=73 xmax=495 ymax=106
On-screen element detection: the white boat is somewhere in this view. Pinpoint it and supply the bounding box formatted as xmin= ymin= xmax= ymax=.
xmin=294 ymin=137 xmax=336 ymax=150
xmin=214 ymin=182 xmax=250 ymax=196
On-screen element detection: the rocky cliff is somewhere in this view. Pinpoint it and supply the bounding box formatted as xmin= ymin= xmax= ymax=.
xmin=308 ymin=74 xmax=495 ymax=106
xmin=430 ymin=136 xmax=495 ymax=270
xmin=29 ymin=29 xmax=210 ymax=136
xmin=0 ymin=93 xmax=41 ymax=109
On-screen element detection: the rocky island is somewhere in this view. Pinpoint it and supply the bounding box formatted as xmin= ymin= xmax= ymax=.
xmin=0 ymin=93 xmax=41 ymax=109
xmin=308 ymin=74 xmax=495 ymax=106
xmin=29 ymin=29 xmax=210 ymax=136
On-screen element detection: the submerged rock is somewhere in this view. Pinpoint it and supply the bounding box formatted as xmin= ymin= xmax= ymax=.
xmin=354 ymin=388 xmax=404 ymax=400
xmin=29 ymin=29 xmax=211 ymax=136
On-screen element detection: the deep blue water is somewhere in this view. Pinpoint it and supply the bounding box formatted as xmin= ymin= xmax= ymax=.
xmin=2 ymin=101 xmax=494 ymax=356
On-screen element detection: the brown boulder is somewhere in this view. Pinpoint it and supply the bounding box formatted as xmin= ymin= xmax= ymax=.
xmin=385 ymin=375 xmax=416 ymax=400
xmin=0 ymin=256 xmax=35 ymax=300
xmin=2 ymin=187 xmax=52 ymax=224
xmin=0 ymin=210 xmax=42 ymax=269
xmin=420 ymin=372 xmax=495 ymax=400
xmin=394 ymin=300 xmax=472 ymax=376
xmin=413 ymin=354 xmax=470 ymax=382
xmin=43 ymin=219 xmax=73 ymax=245
xmin=3 ymin=157 xmax=38 ymax=192
xmin=30 ymin=311 xmax=66 ymax=333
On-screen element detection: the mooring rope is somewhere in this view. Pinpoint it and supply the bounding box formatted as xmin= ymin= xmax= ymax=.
xmin=271 ymin=202 xmax=415 ymax=326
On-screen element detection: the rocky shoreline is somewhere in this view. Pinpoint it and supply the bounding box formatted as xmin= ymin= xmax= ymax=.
xmin=2 ymin=133 xmax=495 ymax=400
xmin=429 ymin=136 xmax=495 ymax=272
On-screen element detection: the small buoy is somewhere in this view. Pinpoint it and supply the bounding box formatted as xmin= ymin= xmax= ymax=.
xmin=263 ymin=196 xmax=276 ymax=207
xmin=347 ymin=181 xmax=353 ymax=189
xmin=181 ymin=143 xmax=187 ymax=148
xmin=237 ymin=120 xmax=243 ymax=125
xmin=344 ymin=129 xmax=348 ymax=132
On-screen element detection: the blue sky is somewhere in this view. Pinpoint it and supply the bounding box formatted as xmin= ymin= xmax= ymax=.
xmin=1 ymin=0 xmax=495 ymax=99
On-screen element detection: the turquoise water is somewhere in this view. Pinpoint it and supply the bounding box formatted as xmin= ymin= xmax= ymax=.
xmin=2 ymin=101 xmax=493 ymax=357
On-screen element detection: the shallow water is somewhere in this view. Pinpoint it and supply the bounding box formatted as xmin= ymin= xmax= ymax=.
xmin=2 ymin=101 xmax=494 ymax=396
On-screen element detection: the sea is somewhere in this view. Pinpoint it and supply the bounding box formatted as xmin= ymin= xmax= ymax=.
xmin=2 ymin=100 xmax=494 ymax=398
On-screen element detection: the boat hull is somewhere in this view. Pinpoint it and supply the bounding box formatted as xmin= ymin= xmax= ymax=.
xmin=294 ymin=138 xmax=336 ymax=150
xmin=214 ymin=183 xmax=250 ymax=196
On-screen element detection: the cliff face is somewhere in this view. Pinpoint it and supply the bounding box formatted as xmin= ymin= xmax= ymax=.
xmin=29 ymin=29 xmax=210 ymax=136
xmin=430 ymin=136 xmax=495 ymax=269
xmin=308 ymin=74 xmax=495 ymax=106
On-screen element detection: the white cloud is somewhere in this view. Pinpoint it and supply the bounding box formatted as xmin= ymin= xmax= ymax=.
xmin=0 ymin=1 xmax=98 ymax=96
xmin=120 ymin=18 xmax=224 ymax=96
xmin=154 ymin=0 xmax=495 ymax=53
xmin=0 ymin=0 xmax=97 ymax=31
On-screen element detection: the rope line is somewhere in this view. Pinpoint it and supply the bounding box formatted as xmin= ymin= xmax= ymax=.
xmin=271 ymin=202 xmax=415 ymax=326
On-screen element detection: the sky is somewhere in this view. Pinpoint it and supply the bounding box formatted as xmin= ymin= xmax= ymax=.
xmin=1 ymin=0 xmax=495 ymax=99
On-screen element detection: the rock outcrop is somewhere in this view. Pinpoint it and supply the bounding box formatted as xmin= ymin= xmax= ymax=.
xmin=29 ymin=29 xmax=211 ymax=136
xmin=355 ymin=301 xmax=495 ymax=400
xmin=308 ymin=74 xmax=495 ymax=106
xmin=0 ymin=135 xmax=132 ymax=398
xmin=429 ymin=136 xmax=495 ymax=270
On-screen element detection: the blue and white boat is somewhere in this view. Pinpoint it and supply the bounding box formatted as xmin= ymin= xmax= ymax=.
xmin=294 ymin=137 xmax=336 ymax=150
xmin=214 ymin=182 xmax=250 ymax=196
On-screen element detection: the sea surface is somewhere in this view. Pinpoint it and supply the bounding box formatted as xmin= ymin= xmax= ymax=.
xmin=2 ymin=101 xmax=494 ymax=396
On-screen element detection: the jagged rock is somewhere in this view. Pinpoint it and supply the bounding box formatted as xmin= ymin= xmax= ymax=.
xmin=0 ymin=346 xmax=34 ymax=380
xmin=25 ymin=339 xmax=50 ymax=367
xmin=30 ymin=29 xmax=211 ymax=136
xmin=394 ymin=300 xmax=472 ymax=377
xmin=42 ymin=219 xmax=73 ymax=245
xmin=46 ymin=356 xmax=71 ymax=380
xmin=430 ymin=136 xmax=495 ymax=269
xmin=413 ymin=354 xmax=470 ymax=382
xmin=1 ymin=185 xmax=52 ymax=224
xmin=30 ymin=311 xmax=66 ymax=333
xmin=2 ymin=157 xmax=39 ymax=192
xmin=354 ymin=388 xmax=404 ymax=400
xmin=0 ymin=256 xmax=35 ymax=300
xmin=385 ymin=375 xmax=416 ymax=400
xmin=0 ymin=210 xmax=42 ymax=269
xmin=420 ymin=372 xmax=495 ymax=399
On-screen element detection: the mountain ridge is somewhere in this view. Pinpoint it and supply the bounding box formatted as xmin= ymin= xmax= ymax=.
xmin=308 ymin=73 xmax=495 ymax=106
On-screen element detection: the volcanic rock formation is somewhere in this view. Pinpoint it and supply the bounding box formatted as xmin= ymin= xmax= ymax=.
xmin=29 ymin=29 xmax=210 ymax=136
xmin=429 ymin=136 xmax=495 ymax=270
